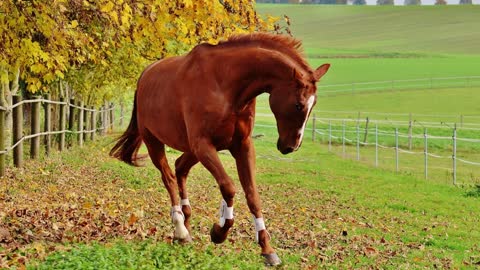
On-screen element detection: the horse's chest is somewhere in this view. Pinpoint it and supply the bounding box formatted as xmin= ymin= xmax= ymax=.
xmin=211 ymin=116 xmax=237 ymax=150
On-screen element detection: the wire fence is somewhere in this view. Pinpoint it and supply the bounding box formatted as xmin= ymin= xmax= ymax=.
xmin=254 ymin=113 xmax=480 ymax=186
xmin=0 ymin=95 xmax=122 ymax=177
xmin=316 ymin=75 xmax=480 ymax=96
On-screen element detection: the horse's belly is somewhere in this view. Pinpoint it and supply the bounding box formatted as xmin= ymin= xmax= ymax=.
xmin=144 ymin=114 xmax=190 ymax=152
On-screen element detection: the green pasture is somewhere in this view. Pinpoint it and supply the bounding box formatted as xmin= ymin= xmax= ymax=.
xmin=258 ymin=5 xmax=480 ymax=56
xmin=252 ymin=4 xmax=480 ymax=187
xmin=257 ymin=4 xmax=480 ymax=85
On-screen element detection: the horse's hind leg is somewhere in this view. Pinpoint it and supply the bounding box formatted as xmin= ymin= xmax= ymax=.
xmin=175 ymin=152 xmax=198 ymax=233
xmin=143 ymin=129 xmax=190 ymax=242
xmin=191 ymin=140 xmax=236 ymax=244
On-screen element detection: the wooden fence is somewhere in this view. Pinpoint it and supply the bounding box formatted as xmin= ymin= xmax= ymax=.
xmin=0 ymin=95 xmax=117 ymax=177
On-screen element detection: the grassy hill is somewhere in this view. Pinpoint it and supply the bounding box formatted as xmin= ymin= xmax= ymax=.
xmin=257 ymin=5 xmax=480 ymax=85
xmin=257 ymin=5 xmax=480 ymax=55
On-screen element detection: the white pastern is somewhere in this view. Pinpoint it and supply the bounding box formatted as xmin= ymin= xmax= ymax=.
xmin=296 ymin=95 xmax=316 ymax=149
xmin=181 ymin=199 xmax=190 ymax=207
xmin=219 ymin=199 xmax=234 ymax=227
xmin=253 ymin=217 xmax=266 ymax=243
xmin=171 ymin=205 xmax=189 ymax=239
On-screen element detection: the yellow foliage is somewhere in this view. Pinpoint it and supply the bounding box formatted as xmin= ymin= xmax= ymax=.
xmin=0 ymin=0 xmax=277 ymax=104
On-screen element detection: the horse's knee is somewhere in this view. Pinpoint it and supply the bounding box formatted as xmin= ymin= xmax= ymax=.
xmin=219 ymin=181 xmax=236 ymax=202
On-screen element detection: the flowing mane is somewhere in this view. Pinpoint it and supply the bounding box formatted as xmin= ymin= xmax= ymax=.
xmin=219 ymin=33 xmax=312 ymax=74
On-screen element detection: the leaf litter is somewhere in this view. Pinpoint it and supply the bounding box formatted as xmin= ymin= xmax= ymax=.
xmin=0 ymin=138 xmax=464 ymax=269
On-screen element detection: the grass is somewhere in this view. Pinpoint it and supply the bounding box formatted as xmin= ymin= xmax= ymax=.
xmin=257 ymin=4 xmax=480 ymax=85
xmin=1 ymin=135 xmax=478 ymax=269
xmin=257 ymin=5 xmax=480 ymax=56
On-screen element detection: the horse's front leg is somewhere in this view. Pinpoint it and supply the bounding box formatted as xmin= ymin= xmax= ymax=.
xmin=231 ymin=138 xmax=281 ymax=266
xmin=191 ymin=140 xmax=236 ymax=244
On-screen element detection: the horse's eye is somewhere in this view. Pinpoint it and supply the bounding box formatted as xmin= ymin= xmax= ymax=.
xmin=295 ymin=103 xmax=303 ymax=111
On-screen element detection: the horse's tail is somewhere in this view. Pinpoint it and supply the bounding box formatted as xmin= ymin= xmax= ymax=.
xmin=110 ymin=91 xmax=142 ymax=166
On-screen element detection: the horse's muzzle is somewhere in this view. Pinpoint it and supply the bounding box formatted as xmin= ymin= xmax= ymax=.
xmin=277 ymin=140 xmax=295 ymax=155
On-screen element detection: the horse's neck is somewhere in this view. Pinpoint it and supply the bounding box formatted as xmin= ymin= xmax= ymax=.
xmin=222 ymin=48 xmax=295 ymax=111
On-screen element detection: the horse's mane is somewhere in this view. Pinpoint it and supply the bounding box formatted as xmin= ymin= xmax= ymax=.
xmin=218 ymin=33 xmax=311 ymax=74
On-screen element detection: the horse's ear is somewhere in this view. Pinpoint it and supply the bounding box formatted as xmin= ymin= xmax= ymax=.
xmin=313 ymin=63 xmax=330 ymax=81
xmin=292 ymin=68 xmax=303 ymax=80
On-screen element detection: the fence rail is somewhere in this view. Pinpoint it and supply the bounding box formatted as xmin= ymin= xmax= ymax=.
xmin=0 ymin=95 xmax=119 ymax=177
xmin=254 ymin=112 xmax=480 ymax=186
xmin=317 ymin=75 xmax=480 ymax=96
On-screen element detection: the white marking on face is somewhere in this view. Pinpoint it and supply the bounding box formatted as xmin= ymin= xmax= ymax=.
xmin=296 ymin=95 xmax=315 ymax=150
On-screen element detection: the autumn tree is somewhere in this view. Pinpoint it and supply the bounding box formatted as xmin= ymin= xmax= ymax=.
xmin=0 ymin=0 xmax=276 ymax=147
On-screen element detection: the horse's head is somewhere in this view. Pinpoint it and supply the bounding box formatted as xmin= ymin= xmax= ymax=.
xmin=269 ymin=63 xmax=330 ymax=155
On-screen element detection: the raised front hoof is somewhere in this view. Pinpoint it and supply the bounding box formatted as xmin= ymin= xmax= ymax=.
xmin=210 ymin=223 xmax=228 ymax=244
xmin=173 ymin=233 xmax=193 ymax=244
xmin=262 ymin=253 xmax=282 ymax=266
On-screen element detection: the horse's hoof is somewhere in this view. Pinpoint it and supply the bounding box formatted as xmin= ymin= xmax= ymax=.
xmin=173 ymin=233 xmax=192 ymax=244
xmin=210 ymin=223 xmax=228 ymax=244
xmin=262 ymin=253 xmax=282 ymax=266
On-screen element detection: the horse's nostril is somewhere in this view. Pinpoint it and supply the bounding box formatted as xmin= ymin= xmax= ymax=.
xmin=281 ymin=147 xmax=294 ymax=155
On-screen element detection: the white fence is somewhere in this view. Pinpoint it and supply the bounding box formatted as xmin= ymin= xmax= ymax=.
xmin=254 ymin=113 xmax=480 ymax=186
xmin=0 ymin=95 xmax=118 ymax=177
xmin=314 ymin=121 xmax=480 ymax=185
xmin=317 ymin=75 xmax=480 ymax=96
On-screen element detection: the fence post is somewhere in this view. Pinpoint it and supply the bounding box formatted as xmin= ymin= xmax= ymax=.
xmin=31 ymin=96 xmax=41 ymax=159
xmin=59 ymin=97 xmax=66 ymax=152
xmin=90 ymin=106 xmax=96 ymax=141
xmin=44 ymin=94 xmax=51 ymax=156
xmin=312 ymin=113 xmax=316 ymax=142
xmin=120 ymin=103 xmax=124 ymax=127
xmin=0 ymin=100 xmax=5 ymax=176
xmin=12 ymin=95 xmax=23 ymax=168
xmin=363 ymin=117 xmax=369 ymax=144
xmin=352 ymin=82 xmax=355 ymax=95
xmin=424 ymin=128 xmax=428 ymax=180
xmin=356 ymin=123 xmax=360 ymax=161
xmin=452 ymin=124 xmax=457 ymax=185
xmin=342 ymin=120 xmax=346 ymax=157
xmin=395 ymin=128 xmax=399 ymax=173
xmin=408 ymin=113 xmax=413 ymax=150
xmin=460 ymin=114 xmax=463 ymax=128
xmin=109 ymin=103 xmax=114 ymax=132
xmin=100 ymin=105 xmax=106 ymax=136
xmin=328 ymin=121 xmax=332 ymax=152
xmin=68 ymin=98 xmax=75 ymax=147
xmin=391 ymin=80 xmax=394 ymax=91
xmin=104 ymin=102 xmax=109 ymax=134
xmin=375 ymin=123 xmax=378 ymax=168
xmin=77 ymin=101 xmax=84 ymax=147
xmin=84 ymin=106 xmax=89 ymax=143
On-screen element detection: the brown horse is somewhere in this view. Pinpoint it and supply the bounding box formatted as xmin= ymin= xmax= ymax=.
xmin=110 ymin=33 xmax=330 ymax=266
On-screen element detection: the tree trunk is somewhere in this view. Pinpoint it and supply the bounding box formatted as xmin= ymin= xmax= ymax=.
xmin=1 ymin=68 xmax=20 ymax=150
